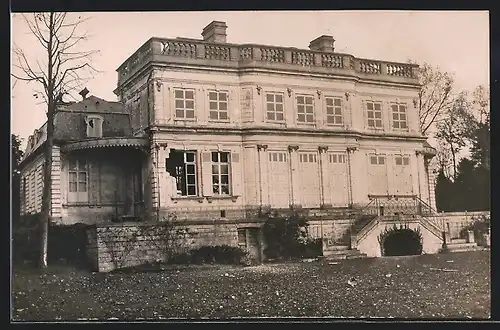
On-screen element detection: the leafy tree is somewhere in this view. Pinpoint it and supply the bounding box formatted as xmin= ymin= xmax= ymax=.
xmin=435 ymin=92 xmax=476 ymax=181
xmin=11 ymin=13 xmax=98 ymax=268
xmin=12 ymin=134 xmax=24 ymax=223
xmin=435 ymin=168 xmax=454 ymax=212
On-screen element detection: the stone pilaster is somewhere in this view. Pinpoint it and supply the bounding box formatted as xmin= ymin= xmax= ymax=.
xmin=318 ymin=146 xmax=329 ymax=207
xmin=257 ymin=144 xmax=268 ymax=207
xmin=288 ymin=145 xmax=300 ymax=207
xmin=50 ymin=146 xmax=62 ymax=220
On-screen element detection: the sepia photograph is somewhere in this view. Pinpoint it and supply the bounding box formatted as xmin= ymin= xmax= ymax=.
xmin=11 ymin=10 xmax=490 ymax=321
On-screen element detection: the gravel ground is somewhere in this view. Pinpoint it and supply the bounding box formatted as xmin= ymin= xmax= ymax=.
xmin=11 ymin=250 xmax=490 ymax=321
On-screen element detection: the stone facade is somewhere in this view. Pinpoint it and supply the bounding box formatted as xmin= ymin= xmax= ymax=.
xmin=20 ymin=20 xmax=455 ymax=265
xmin=113 ymin=20 xmax=435 ymax=226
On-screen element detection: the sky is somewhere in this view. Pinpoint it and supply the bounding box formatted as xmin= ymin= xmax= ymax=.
xmin=11 ymin=10 xmax=489 ymax=150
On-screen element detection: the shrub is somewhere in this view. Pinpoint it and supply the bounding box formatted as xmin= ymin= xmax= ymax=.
xmin=300 ymin=238 xmax=323 ymax=258
xmin=459 ymin=214 xmax=490 ymax=245
xmin=168 ymin=245 xmax=248 ymax=265
xmin=262 ymin=211 xmax=310 ymax=260
xmin=378 ymin=224 xmax=423 ymax=256
xmin=12 ymin=213 xmax=41 ymax=265
xmin=48 ymin=223 xmax=89 ymax=267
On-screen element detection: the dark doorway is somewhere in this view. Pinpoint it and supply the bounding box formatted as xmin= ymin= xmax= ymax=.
xmin=379 ymin=226 xmax=423 ymax=256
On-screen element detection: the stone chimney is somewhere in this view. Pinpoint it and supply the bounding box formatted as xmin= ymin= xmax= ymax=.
xmin=201 ymin=21 xmax=228 ymax=43
xmin=309 ymin=35 xmax=335 ymax=53
xmin=79 ymin=87 xmax=89 ymax=100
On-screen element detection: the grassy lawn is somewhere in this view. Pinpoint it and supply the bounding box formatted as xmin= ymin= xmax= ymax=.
xmin=11 ymin=250 xmax=490 ymax=320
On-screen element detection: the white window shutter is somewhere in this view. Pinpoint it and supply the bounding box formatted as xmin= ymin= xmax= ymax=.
xmin=201 ymin=151 xmax=213 ymax=197
xmin=231 ymin=152 xmax=242 ymax=196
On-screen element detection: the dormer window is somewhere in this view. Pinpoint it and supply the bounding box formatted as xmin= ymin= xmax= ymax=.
xmin=85 ymin=115 xmax=103 ymax=138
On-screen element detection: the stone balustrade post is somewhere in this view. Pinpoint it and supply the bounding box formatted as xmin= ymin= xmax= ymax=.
xmin=196 ymin=44 xmax=205 ymax=59
xmin=252 ymin=47 xmax=262 ymax=61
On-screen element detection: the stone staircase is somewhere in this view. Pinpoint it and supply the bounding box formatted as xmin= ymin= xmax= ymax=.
xmin=440 ymin=238 xmax=483 ymax=253
xmin=322 ymin=244 xmax=368 ymax=260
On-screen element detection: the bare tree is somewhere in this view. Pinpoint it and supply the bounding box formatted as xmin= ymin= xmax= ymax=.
xmin=409 ymin=61 xmax=455 ymax=135
xmin=11 ymin=12 xmax=98 ymax=268
xmin=435 ymin=92 xmax=476 ymax=181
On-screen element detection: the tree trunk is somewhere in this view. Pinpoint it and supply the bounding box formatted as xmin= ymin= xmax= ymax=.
xmin=39 ymin=106 xmax=55 ymax=268
xmin=450 ymin=146 xmax=457 ymax=181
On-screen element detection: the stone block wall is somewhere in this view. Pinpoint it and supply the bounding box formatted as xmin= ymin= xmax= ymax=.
xmin=87 ymin=222 xmax=238 ymax=272
xmin=426 ymin=211 xmax=490 ymax=238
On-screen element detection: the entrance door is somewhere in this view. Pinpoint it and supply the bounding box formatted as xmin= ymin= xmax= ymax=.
xmin=238 ymin=228 xmax=261 ymax=263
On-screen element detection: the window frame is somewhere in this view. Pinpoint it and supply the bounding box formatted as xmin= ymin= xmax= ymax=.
xmin=369 ymin=154 xmax=386 ymax=166
xmin=85 ymin=115 xmax=103 ymax=138
xmin=365 ymin=101 xmax=383 ymax=129
xmin=325 ymin=96 xmax=344 ymax=126
xmin=394 ymin=155 xmax=411 ymax=166
xmin=296 ymin=94 xmax=315 ymax=124
xmin=391 ymin=103 xmax=409 ymax=131
xmin=265 ymin=92 xmax=285 ymax=123
xmin=211 ymin=151 xmax=231 ymax=196
xmin=173 ymin=88 xmax=196 ymax=120
xmin=208 ymin=90 xmax=229 ymax=122
xmin=67 ymin=158 xmax=88 ymax=203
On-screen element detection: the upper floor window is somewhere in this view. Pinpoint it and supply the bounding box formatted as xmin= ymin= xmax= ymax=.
xmin=325 ymin=97 xmax=343 ymax=125
xmin=391 ymin=104 xmax=408 ymax=130
xmin=174 ymin=89 xmax=195 ymax=119
xmin=394 ymin=155 xmax=410 ymax=166
xmin=266 ymin=93 xmax=284 ymax=122
xmin=296 ymin=95 xmax=315 ymax=123
xmin=209 ymin=91 xmax=229 ymax=121
xmin=86 ymin=116 xmax=103 ymax=138
xmin=370 ymin=155 xmax=386 ymax=166
xmin=366 ymin=101 xmax=383 ymax=129
xmin=212 ymin=151 xmax=230 ymax=195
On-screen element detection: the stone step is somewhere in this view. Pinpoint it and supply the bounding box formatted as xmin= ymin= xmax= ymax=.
xmin=323 ymin=245 xmax=350 ymax=251
xmin=450 ymin=238 xmax=467 ymax=244
xmin=324 ymin=249 xmax=368 ymax=260
xmin=346 ymin=253 xmax=368 ymax=260
xmin=440 ymin=243 xmax=482 ymax=253
xmin=447 ymin=242 xmax=477 ymax=249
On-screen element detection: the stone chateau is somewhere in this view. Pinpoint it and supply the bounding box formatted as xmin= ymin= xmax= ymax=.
xmin=19 ymin=20 xmax=449 ymax=261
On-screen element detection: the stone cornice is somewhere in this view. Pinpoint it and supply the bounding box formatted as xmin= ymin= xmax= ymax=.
xmin=152 ymin=124 xmax=427 ymax=143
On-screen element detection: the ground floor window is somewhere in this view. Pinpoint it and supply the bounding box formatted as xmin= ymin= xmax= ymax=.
xmin=166 ymin=149 xmax=198 ymax=196
xmin=212 ymin=151 xmax=230 ymax=195
xmin=68 ymin=158 xmax=88 ymax=202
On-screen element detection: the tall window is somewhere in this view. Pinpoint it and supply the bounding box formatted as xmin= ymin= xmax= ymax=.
xmin=86 ymin=116 xmax=103 ymax=138
xmin=209 ymin=91 xmax=229 ymax=120
xmin=174 ymin=89 xmax=195 ymax=119
xmin=325 ymin=97 xmax=343 ymax=125
xmin=366 ymin=101 xmax=383 ymax=129
xmin=266 ymin=93 xmax=284 ymax=121
xmin=68 ymin=159 xmax=88 ymax=202
xmin=269 ymin=152 xmax=287 ymax=162
xmin=166 ymin=150 xmax=197 ymax=196
xmin=395 ymin=155 xmax=410 ymax=166
xmin=329 ymin=153 xmax=346 ymax=164
xmin=391 ymin=104 xmax=408 ymax=130
xmin=296 ymin=95 xmax=314 ymax=123
xmin=212 ymin=151 xmax=230 ymax=195
xmin=299 ymin=153 xmax=317 ymax=163
xmin=370 ymin=155 xmax=386 ymax=166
